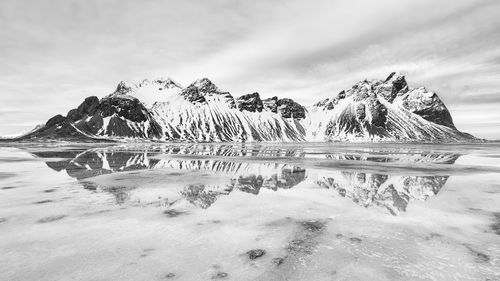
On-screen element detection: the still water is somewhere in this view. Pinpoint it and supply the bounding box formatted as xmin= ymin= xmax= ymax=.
xmin=0 ymin=142 xmax=499 ymax=281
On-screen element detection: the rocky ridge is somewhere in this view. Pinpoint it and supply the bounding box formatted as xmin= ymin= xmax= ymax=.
xmin=7 ymin=72 xmax=476 ymax=142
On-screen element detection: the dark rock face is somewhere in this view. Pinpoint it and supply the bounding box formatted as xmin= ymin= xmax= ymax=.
xmin=263 ymin=97 xmax=306 ymax=119
xmin=262 ymin=96 xmax=278 ymax=113
xmin=277 ymin=98 xmax=306 ymax=119
xmin=96 ymin=95 xmax=149 ymax=123
xmin=314 ymin=91 xmax=345 ymax=110
xmin=379 ymin=72 xmax=408 ymax=102
xmin=74 ymin=115 xmax=104 ymax=135
xmin=236 ymin=92 xmax=263 ymax=112
xmin=180 ymin=85 xmax=207 ymax=103
xmin=19 ymin=115 xmax=99 ymax=142
xmin=67 ymin=96 xmax=99 ymax=122
xmin=19 ymin=90 xmax=162 ymax=140
xmin=46 ymin=114 xmax=67 ymax=127
xmin=368 ymin=98 xmax=388 ymax=127
xmin=180 ymin=78 xmax=236 ymax=108
xmin=355 ymin=103 xmax=366 ymax=121
xmin=396 ymin=87 xmax=455 ymax=129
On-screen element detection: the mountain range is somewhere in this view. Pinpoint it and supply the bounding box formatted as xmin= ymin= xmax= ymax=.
xmin=5 ymin=72 xmax=477 ymax=142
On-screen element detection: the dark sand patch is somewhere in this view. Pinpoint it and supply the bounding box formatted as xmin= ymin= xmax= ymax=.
xmin=0 ymin=217 xmax=7 ymax=223
xmin=0 ymin=172 xmax=17 ymax=180
xmin=247 ymin=249 xmax=266 ymax=260
xmin=301 ymin=220 xmax=324 ymax=232
xmin=43 ymin=189 xmax=57 ymax=193
xmin=287 ymin=239 xmax=314 ymax=255
xmin=254 ymin=219 xmax=329 ymax=279
xmin=424 ymin=232 xmax=443 ymax=240
xmin=464 ymin=244 xmax=490 ymax=263
xmin=2 ymin=186 xmax=16 ymax=190
xmin=34 ymin=200 xmax=53 ymax=204
xmin=349 ymin=237 xmax=363 ymax=243
xmin=164 ymin=209 xmax=188 ymax=217
xmin=82 ymin=209 xmax=111 ymax=216
xmin=211 ymin=272 xmax=228 ymax=279
xmin=164 ymin=273 xmax=176 ymax=279
xmin=285 ymin=219 xmax=327 ymax=256
xmin=490 ymin=212 xmax=500 ymax=235
xmin=37 ymin=215 xmax=66 ymax=223
xmin=0 ymin=158 xmax=32 ymax=163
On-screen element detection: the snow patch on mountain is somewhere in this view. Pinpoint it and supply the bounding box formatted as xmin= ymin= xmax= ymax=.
xmin=112 ymin=78 xmax=183 ymax=109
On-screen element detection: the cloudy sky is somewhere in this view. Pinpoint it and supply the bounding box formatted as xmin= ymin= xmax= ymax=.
xmin=1 ymin=0 xmax=500 ymax=139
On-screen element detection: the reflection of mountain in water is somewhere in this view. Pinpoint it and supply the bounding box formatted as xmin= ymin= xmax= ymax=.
xmin=30 ymin=145 xmax=459 ymax=215
xmin=325 ymin=152 xmax=459 ymax=164
xmin=181 ymin=166 xmax=307 ymax=209
xmin=317 ymin=172 xmax=449 ymax=215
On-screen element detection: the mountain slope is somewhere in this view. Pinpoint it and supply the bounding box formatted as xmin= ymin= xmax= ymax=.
xmin=305 ymin=72 xmax=475 ymax=142
xmin=150 ymin=79 xmax=305 ymax=142
xmin=6 ymin=73 xmax=478 ymax=142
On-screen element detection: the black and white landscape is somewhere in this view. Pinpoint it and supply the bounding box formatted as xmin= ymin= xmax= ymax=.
xmin=1 ymin=1 xmax=500 ymax=281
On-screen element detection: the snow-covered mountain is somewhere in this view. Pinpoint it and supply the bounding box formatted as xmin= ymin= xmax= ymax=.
xmin=306 ymin=72 xmax=475 ymax=142
xmin=8 ymin=72 xmax=477 ymax=142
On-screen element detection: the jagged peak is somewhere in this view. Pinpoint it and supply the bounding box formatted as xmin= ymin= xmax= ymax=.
xmin=237 ymin=92 xmax=261 ymax=100
xmin=139 ymin=77 xmax=182 ymax=89
xmin=236 ymin=92 xmax=263 ymax=112
xmin=114 ymin=77 xmax=183 ymax=94
xmin=114 ymin=81 xmax=134 ymax=95
xmin=384 ymin=71 xmax=405 ymax=82
xmin=190 ymin=78 xmax=220 ymax=92
xmin=384 ymin=72 xmax=408 ymax=93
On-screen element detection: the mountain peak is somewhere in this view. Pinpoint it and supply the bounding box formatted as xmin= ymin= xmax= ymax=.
xmin=384 ymin=71 xmax=405 ymax=82
xmin=179 ymin=78 xmax=236 ymax=108
xmin=191 ymin=78 xmax=219 ymax=93
xmin=114 ymin=81 xmax=134 ymax=95
xmin=139 ymin=77 xmax=182 ymax=89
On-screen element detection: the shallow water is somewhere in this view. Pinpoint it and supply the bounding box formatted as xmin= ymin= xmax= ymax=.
xmin=0 ymin=142 xmax=499 ymax=281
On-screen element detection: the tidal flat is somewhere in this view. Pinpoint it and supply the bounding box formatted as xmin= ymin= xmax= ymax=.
xmin=0 ymin=142 xmax=499 ymax=281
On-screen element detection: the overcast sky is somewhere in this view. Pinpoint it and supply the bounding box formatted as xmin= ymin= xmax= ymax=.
xmin=1 ymin=0 xmax=500 ymax=139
